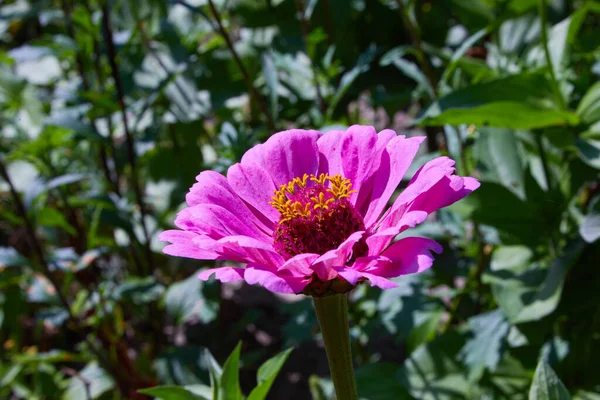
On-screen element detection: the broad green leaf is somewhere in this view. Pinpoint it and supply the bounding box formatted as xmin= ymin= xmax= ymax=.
xmin=26 ymin=274 xmax=58 ymax=303
xmin=400 ymin=332 xmax=469 ymax=400
xmin=24 ymin=173 xmax=88 ymax=209
xmin=466 ymin=182 xmax=541 ymax=245
xmin=418 ymin=74 xmax=579 ymax=129
xmin=62 ymin=362 xmax=115 ymax=400
xmin=476 ymin=128 xmax=524 ymax=197
xmin=36 ymin=208 xmax=76 ymax=235
xmin=579 ymin=214 xmax=600 ymax=243
xmin=440 ymin=28 xmax=489 ymax=85
xmin=490 ymin=246 xmax=534 ymax=274
xmin=459 ymin=309 xmax=510 ymax=382
xmin=165 ymin=271 xmax=218 ymax=325
xmin=0 ymin=247 xmax=29 ymax=268
xmin=380 ymin=46 xmax=434 ymax=99
xmin=247 ymin=347 xmax=293 ymax=400
xmin=575 ymin=139 xmax=600 ymax=169
xmin=326 ymin=44 xmax=375 ymax=120
xmin=529 ymin=360 xmax=571 ymax=400
xmin=114 ymin=276 xmax=165 ymax=305
xmin=577 ymin=82 xmax=600 ymax=125
xmin=154 ymin=346 xmax=210 ymax=386
xmin=75 ymin=247 xmax=109 ymax=271
xmin=138 ymin=385 xmax=210 ymax=400
xmin=218 ymin=342 xmax=243 ymax=400
xmin=486 ymin=240 xmax=585 ymax=323
xmin=355 ymin=363 xmax=413 ymax=400
xmin=405 ymin=310 xmax=444 ymax=354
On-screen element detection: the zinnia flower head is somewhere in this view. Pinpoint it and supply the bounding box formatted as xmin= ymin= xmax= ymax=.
xmin=159 ymin=126 xmax=479 ymax=297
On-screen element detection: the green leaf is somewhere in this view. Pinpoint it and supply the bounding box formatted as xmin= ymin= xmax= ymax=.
xmin=459 ymin=309 xmax=510 ymax=382
xmin=485 ymin=241 xmax=585 ymax=324
xmin=490 ymin=246 xmax=534 ymax=274
xmin=247 ymin=348 xmax=293 ymax=400
xmin=115 ymin=277 xmax=165 ymax=304
xmin=138 ymin=385 xmax=210 ymax=400
xmin=36 ymin=208 xmax=76 ymax=235
xmin=466 ymin=182 xmax=541 ymax=245
xmin=580 ymin=214 xmax=600 ymax=243
xmin=24 ymin=173 xmax=88 ymax=209
xmin=476 ymin=128 xmax=524 ymax=197
xmin=261 ymin=52 xmax=278 ymax=120
xmin=405 ymin=310 xmax=444 ymax=355
xmin=575 ymin=139 xmax=600 ymax=169
xmin=326 ymin=44 xmax=375 ymax=120
xmin=62 ymin=362 xmax=115 ymax=400
xmin=418 ymin=74 xmax=579 ymax=129
xmin=154 ymin=346 xmax=210 ymax=386
xmin=0 ymin=247 xmax=29 ymax=268
xmin=355 ymin=363 xmax=413 ymax=400
xmin=529 ymin=360 xmax=571 ymax=400
xmin=400 ymin=331 xmax=469 ymax=399
xmin=164 ymin=271 xmax=218 ymax=325
xmin=380 ymin=46 xmax=434 ymax=99
xmin=218 ymin=342 xmax=243 ymax=400
xmin=577 ymin=82 xmax=600 ymax=125
xmin=440 ymin=27 xmax=489 ymax=85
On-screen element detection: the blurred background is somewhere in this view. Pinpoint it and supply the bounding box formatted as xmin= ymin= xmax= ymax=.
xmin=1 ymin=0 xmax=600 ymax=399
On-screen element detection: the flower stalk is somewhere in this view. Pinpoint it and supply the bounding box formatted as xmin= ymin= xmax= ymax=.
xmin=313 ymin=293 xmax=358 ymax=400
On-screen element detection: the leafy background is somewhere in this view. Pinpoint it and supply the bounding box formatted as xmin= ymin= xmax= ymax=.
xmin=1 ymin=0 xmax=599 ymax=399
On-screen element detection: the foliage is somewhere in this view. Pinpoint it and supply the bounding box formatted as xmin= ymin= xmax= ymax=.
xmin=1 ymin=0 xmax=599 ymax=399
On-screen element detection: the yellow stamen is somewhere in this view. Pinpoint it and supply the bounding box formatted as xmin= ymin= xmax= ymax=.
xmin=268 ymin=173 xmax=356 ymax=222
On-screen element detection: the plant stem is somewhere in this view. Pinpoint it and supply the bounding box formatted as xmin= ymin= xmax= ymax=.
xmin=295 ymin=0 xmax=326 ymax=114
xmin=102 ymin=5 xmax=154 ymax=274
xmin=206 ymin=0 xmax=277 ymax=131
xmin=0 ymin=158 xmax=74 ymax=319
xmin=313 ymin=294 xmax=358 ymax=400
xmin=538 ymin=0 xmax=566 ymax=110
xmin=395 ymin=0 xmax=442 ymax=152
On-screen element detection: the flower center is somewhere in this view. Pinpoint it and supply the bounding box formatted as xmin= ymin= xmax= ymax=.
xmin=269 ymin=173 xmax=366 ymax=259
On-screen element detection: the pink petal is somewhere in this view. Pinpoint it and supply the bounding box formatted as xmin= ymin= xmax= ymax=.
xmin=244 ymin=265 xmax=310 ymax=294
xmin=335 ymin=265 xmax=399 ymax=289
xmin=358 ymin=272 xmax=399 ymax=289
xmin=175 ymin=203 xmax=267 ymax=241
xmin=317 ymin=125 xmax=381 ymax=205
xmin=217 ymin=235 xmax=284 ymax=268
xmin=198 ymin=267 xmax=246 ymax=282
xmin=311 ymin=231 xmax=365 ymax=281
xmin=408 ymin=175 xmax=480 ymax=214
xmin=366 ymin=211 xmax=428 ymax=255
xmin=278 ymin=253 xmax=320 ymax=276
xmin=241 ymin=129 xmax=321 ymax=187
xmin=159 ymin=230 xmax=219 ymax=259
xmin=378 ymin=237 xmax=443 ymax=277
xmin=227 ymin=162 xmax=279 ymax=228
xmin=378 ymin=157 xmax=456 ymax=230
xmin=187 ymin=170 xmax=273 ymax=235
xmin=362 ymin=136 xmax=425 ymax=227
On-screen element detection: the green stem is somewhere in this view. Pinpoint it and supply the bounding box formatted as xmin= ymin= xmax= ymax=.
xmin=313 ymin=294 xmax=358 ymax=400
xmin=538 ymin=0 xmax=566 ymax=110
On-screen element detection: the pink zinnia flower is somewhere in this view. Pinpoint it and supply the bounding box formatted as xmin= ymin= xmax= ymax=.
xmin=159 ymin=126 xmax=479 ymax=296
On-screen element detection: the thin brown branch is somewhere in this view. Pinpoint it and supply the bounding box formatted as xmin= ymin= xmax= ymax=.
xmin=61 ymin=0 xmax=120 ymax=195
xmin=0 ymin=158 xmax=74 ymax=319
xmin=101 ymin=5 xmax=154 ymax=274
xmin=207 ymin=0 xmax=277 ymax=131
xmin=0 ymin=159 xmax=139 ymax=397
